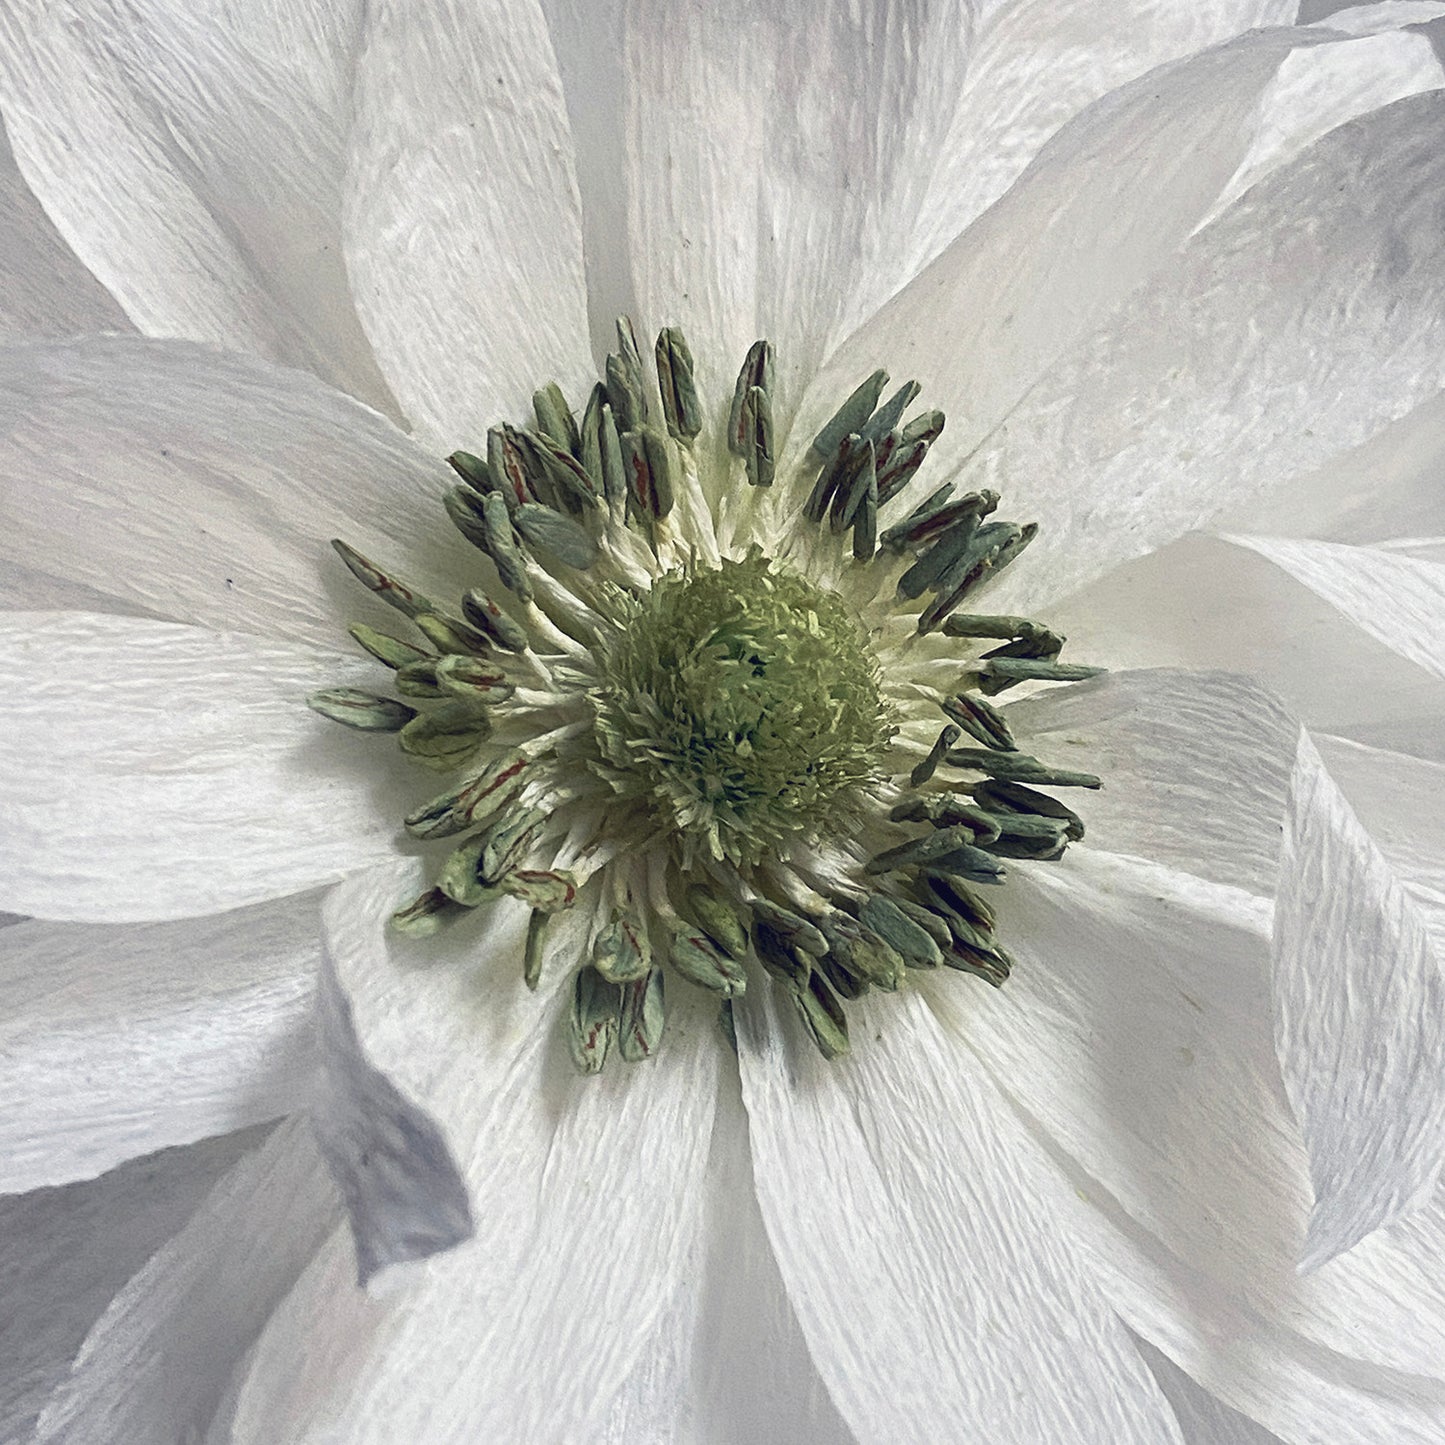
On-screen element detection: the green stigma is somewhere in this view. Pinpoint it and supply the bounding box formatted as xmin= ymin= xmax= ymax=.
xmin=588 ymin=551 xmax=896 ymax=866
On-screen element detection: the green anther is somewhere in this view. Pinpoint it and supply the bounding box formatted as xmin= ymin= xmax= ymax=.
xmin=460 ymin=590 xmax=530 ymax=653
xmin=941 ymin=692 xmax=1016 ymax=751
xmin=533 ymin=382 xmax=580 ymax=454
xmin=579 ymin=383 xmax=607 ymax=495
xmin=892 ymin=896 xmax=953 ymax=950
xmin=887 ymin=793 xmax=1001 ymax=843
xmin=729 ymin=339 xmax=773 ymax=455
xmin=837 ymin=438 xmax=876 ymax=532
xmin=942 ymin=614 xmax=1064 ymax=650
xmin=619 ymin=969 xmax=666 ymax=1061
xmin=669 ymin=923 xmax=747 ymax=997
xmin=819 ymin=949 xmax=869 ymax=1000
xmin=568 ymin=967 xmax=620 ymax=1074
xmin=910 ymin=723 xmax=961 ymax=786
xmin=919 ymin=870 xmax=997 ymax=932
xmin=599 ymin=401 xmax=626 ymax=510
xmin=398 ymin=701 xmax=492 ymax=771
xmin=404 ymin=750 xmax=529 ymax=840
xmin=447 ymin=449 xmax=496 ymax=494
xmin=866 ymin=824 xmax=988 ymax=876
xmin=434 ymin=654 xmax=515 ymax=704
xmin=876 ymin=439 xmax=930 ymax=509
xmin=919 ymin=524 xmax=1033 ymax=634
xmin=880 ymin=484 xmax=955 ymax=552
xmin=307 ymin=688 xmax=416 ymax=732
xmin=684 ymin=884 xmax=748 ymax=959
xmin=391 ymin=886 xmax=468 ymax=938
xmin=813 ymin=369 xmax=887 ymax=459
xmin=656 ymin=327 xmax=703 ymax=442
xmin=523 ymin=908 xmax=550 ymax=990
xmin=973 ymin=779 xmax=1085 ymax=841
xmin=751 ymin=920 xmax=812 ymax=989
xmin=620 ymin=425 xmax=674 ymax=521
xmin=859 ymin=380 xmax=920 ymax=445
xmin=740 ymin=385 xmax=775 ymax=487
xmin=522 ymin=432 xmax=598 ymax=514
xmin=479 ymin=491 xmax=534 ymax=602
xmin=852 ymin=473 xmax=879 ymax=560
xmin=501 ymin=869 xmax=578 ymax=913
xmin=819 ymin=913 xmax=905 ymax=992
xmin=897 ymin=516 xmax=984 ymax=601
xmin=444 ymin=488 xmax=492 ymax=553
xmin=805 ymin=433 xmax=863 ymax=524
xmin=900 ymin=409 xmax=946 ymax=450
xmin=750 ymin=898 xmax=828 ymax=957
xmin=982 ymin=826 xmax=1069 ymax=861
xmin=980 ymin=658 xmax=1106 ymax=683
xmin=347 ymin=624 xmax=430 ymax=670
xmin=415 ymin=611 xmax=490 ymax=656
xmin=923 ymin=843 xmax=1009 ymax=886
xmin=331 ymin=539 xmax=432 ymax=619
xmin=480 ymin=805 xmax=547 ymax=883
xmin=593 ymin=910 xmax=651 ymax=984
xmin=513 ymin=502 xmax=600 ymax=569
xmin=394 ymin=660 xmax=445 ymax=698
xmin=487 ymin=426 xmax=533 ymax=510
xmin=944 ymin=935 xmax=1013 ymax=987
xmin=793 ymin=972 xmax=850 ymax=1060
xmin=860 ymin=894 xmax=943 ymax=968
xmin=605 ymin=349 xmax=646 ymax=433
xmin=946 ymin=748 xmax=1102 ymax=789
xmin=437 ymin=834 xmax=508 ymax=906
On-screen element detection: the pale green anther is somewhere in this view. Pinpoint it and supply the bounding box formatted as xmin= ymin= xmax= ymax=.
xmin=398 ymin=701 xmax=492 ymax=771
xmin=919 ymin=870 xmax=997 ymax=932
xmin=524 ymin=431 xmax=598 ymax=513
xmin=866 ymin=824 xmax=987 ymax=876
xmin=892 ymin=896 xmax=953 ymax=950
xmin=941 ymin=692 xmax=1016 ymax=751
xmin=897 ymin=516 xmax=983 ymax=601
xmin=750 ymin=898 xmax=827 ymax=957
xmin=684 ymin=884 xmax=748 ymax=959
xmin=435 ymin=654 xmax=515 ymax=704
xmin=487 ymin=426 xmax=530 ymax=510
xmin=447 ymin=449 xmax=496 ymax=493
xmin=480 ymin=491 xmax=534 ymax=602
xmin=875 ymin=439 xmax=931 ymax=508
xmin=974 ymin=779 xmax=1085 ymax=841
xmin=620 ymin=425 xmax=674 ymax=521
xmin=656 ymin=327 xmax=703 ymax=442
xmin=888 ymin=792 xmax=1001 ymax=843
xmin=331 ymin=539 xmax=432 ymax=619
xmin=461 ymin=590 xmax=530 ymax=653
xmin=860 ymin=894 xmax=943 ymax=968
xmin=981 ymin=658 xmax=1106 ymax=684
xmin=619 ymin=968 xmax=665 ymax=1061
xmin=599 ymin=401 xmax=626 ymax=510
xmin=391 ymin=886 xmax=468 ymax=937
xmin=415 ymin=611 xmax=490 ymax=656
xmin=909 ymin=723 xmax=961 ymax=787
xmin=751 ymin=920 xmax=811 ymax=989
xmin=728 ymin=339 xmax=773 ymax=455
xmin=533 ymin=382 xmax=580 ymax=454
xmin=307 ymin=688 xmax=416 ymax=732
xmin=946 ymin=747 xmax=1102 ymax=789
xmin=437 ymin=834 xmax=508 ymax=906
xmin=501 ymin=869 xmax=579 ymax=913
xmin=523 ymin=908 xmax=550 ymax=991
xmin=879 ymin=484 xmax=954 ymax=552
xmin=813 ymin=370 xmax=887 ymax=459
xmin=981 ymin=812 xmax=1070 ymax=860
xmin=923 ymin=840 xmax=1009 ymax=885
xmin=348 ymin=624 xmax=429 ymax=671
xmin=944 ymin=933 xmax=1013 ymax=987
xmin=605 ymin=341 xmax=646 ymax=432
xmin=818 ymin=949 xmax=869 ymax=999
xmin=579 ymin=384 xmax=607 ymax=495
xmin=804 ymin=433 xmax=861 ymax=524
xmin=404 ymin=750 xmax=529 ymax=840
xmin=669 ymin=924 xmax=747 ymax=997
xmin=512 ymin=502 xmax=600 ymax=569
xmin=568 ymin=967 xmax=620 ymax=1074
xmin=394 ymin=660 xmax=445 ymax=698
xmin=837 ymin=437 xmax=876 ymax=531
xmin=853 ymin=474 xmax=878 ymax=560
xmin=942 ymin=614 xmax=1063 ymax=649
xmin=818 ymin=913 xmax=904 ymax=992
xmin=918 ymin=525 xmax=1031 ymax=634
xmin=443 ymin=488 xmax=491 ymax=553
xmin=860 ymin=381 xmax=920 ymax=445
xmin=991 ymin=521 xmax=1038 ymax=574
xmin=900 ymin=409 xmax=946 ymax=449
xmin=739 ymin=385 xmax=775 ymax=487
xmin=480 ymin=805 xmax=547 ymax=883
xmin=793 ymin=973 xmax=850 ymax=1060
xmin=593 ymin=910 xmax=651 ymax=984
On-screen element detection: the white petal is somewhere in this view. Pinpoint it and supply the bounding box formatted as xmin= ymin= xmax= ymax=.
xmin=0 ymin=116 xmax=129 ymax=342
xmin=33 ymin=1117 xmax=337 ymax=1445
xmin=344 ymin=0 xmax=593 ymax=450
xmin=1312 ymin=2 xmax=1445 ymax=35
xmin=1002 ymin=668 xmax=1297 ymax=895
xmin=0 ymin=336 xmax=477 ymax=646
xmin=0 ymin=0 xmax=395 ymax=413
xmin=1133 ymin=1337 xmax=1288 ymax=1445
xmin=1225 ymin=535 xmax=1445 ymax=681
xmin=0 ymin=896 xmax=318 ymax=1194
xmin=737 ymin=982 xmax=1182 ymax=1443
xmin=0 ymin=613 xmax=402 ymax=922
xmin=0 ymin=1127 xmax=268 ymax=1444
xmin=1273 ymin=730 xmax=1445 ymax=1268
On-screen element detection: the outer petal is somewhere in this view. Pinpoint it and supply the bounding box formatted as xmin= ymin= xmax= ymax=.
xmin=0 ymin=895 xmax=318 ymax=1193
xmin=0 ymin=0 xmax=396 ymax=413
xmin=737 ymin=983 xmax=1183 ymax=1443
xmin=32 ymin=1118 xmax=337 ymax=1445
xmin=344 ymin=0 xmax=593 ymax=450
xmin=1274 ymin=730 xmax=1445 ymax=1268
xmin=1131 ymin=1336 xmax=1289 ymax=1445
xmin=0 ymin=337 xmax=478 ymax=646
xmin=0 ymin=613 xmax=402 ymax=922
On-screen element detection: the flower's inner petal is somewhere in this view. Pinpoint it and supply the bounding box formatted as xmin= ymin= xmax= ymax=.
xmin=0 ymin=897 xmax=318 ymax=1195
xmin=344 ymin=0 xmax=594 ymax=452
xmin=1131 ymin=1333 xmax=1293 ymax=1445
xmin=0 ymin=0 xmax=398 ymax=415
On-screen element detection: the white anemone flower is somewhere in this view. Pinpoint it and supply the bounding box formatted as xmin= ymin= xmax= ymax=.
xmin=3 ymin=1 xmax=1445 ymax=1441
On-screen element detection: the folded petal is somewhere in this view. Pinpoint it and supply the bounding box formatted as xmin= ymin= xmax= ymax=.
xmin=32 ymin=1118 xmax=337 ymax=1445
xmin=1002 ymin=668 xmax=1297 ymax=895
xmin=1133 ymin=1337 xmax=1288 ymax=1445
xmin=344 ymin=0 xmax=593 ymax=450
xmin=0 ymin=613 xmax=402 ymax=922
xmin=0 ymin=0 xmax=395 ymax=413
xmin=0 ymin=337 xmax=477 ymax=646
xmin=1274 ymin=730 xmax=1445 ymax=1268
xmin=737 ymin=982 xmax=1182 ymax=1443
xmin=0 ymin=895 xmax=319 ymax=1193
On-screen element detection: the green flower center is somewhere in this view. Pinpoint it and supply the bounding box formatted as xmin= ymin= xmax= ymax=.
xmin=589 ymin=552 xmax=896 ymax=866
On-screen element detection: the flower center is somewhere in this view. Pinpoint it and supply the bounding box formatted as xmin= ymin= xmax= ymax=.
xmin=589 ymin=553 xmax=894 ymax=867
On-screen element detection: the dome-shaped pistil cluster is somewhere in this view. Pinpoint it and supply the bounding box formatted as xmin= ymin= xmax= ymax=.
xmin=310 ymin=319 xmax=1104 ymax=1068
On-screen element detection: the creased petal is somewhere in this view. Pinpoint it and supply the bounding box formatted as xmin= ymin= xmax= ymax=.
xmin=0 ymin=1127 xmax=269 ymax=1444
xmin=0 ymin=895 xmax=318 ymax=1194
xmin=344 ymin=0 xmax=593 ymax=450
xmin=1002 ymin=668 xmax=1297 ymax=895
xmin=1225 ymin=534 xmax=1445 ymax=682
xmin=33 ymin=1118 xmax=337 ymax=1445
xmin=0 ymin=0 xmax=396 ymax=413
xmin=737 ymin=983 xmax=1181 ymax=1443
xmin=1274 ymin=730 xmax=1445 ymax=1268
xmin=0 ymin=613 xmax=402 ymax=922
xmin=0 ymin=336 xmax=476 ymax=646
xmin=1133 ymin=1337 xmax=1288 ymax=1445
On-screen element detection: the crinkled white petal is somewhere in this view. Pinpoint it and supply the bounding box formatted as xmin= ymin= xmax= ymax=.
xmin=1001 ymin=668 xmax=1297 ymax=895
xmin=0 ymin=0 xmax=396 ymax=414
xmin=0 ymin=1127 xmax=268 ymax=1444
xmin=344 ymin=0 xmax=593 ymax=450
xmin=737 ymin=982 xmax=1182 ymax=1444
xmin=33 ymin=1118 xmax=337 ymax=1445
xmin=0 ymin=895 xmax=319 ymax=1194
xmin=0 ymin=337 xmax=479 ymax=646
xmin=1312 ymin=2 xmax=1445 ymax=36
xmin=1273 ymin=730 xmax=1445 ymax=1268
xmin=0 ymin=612 xmax=403 ymax=922
xmin=1134 ymin=1337 xmax=1289 ymax=1445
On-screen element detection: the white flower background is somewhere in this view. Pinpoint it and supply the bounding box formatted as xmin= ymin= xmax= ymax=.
xmin=2 ymin=0 xmax=1445 ymax=1441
